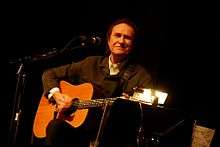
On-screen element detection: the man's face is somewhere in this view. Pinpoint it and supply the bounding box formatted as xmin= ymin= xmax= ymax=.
xmin=108 ymin=23 xmax=135 ymax=56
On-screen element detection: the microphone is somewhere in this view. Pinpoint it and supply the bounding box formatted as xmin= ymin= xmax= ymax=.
xmin=60 ymin=35 xmax=102 ymax=54
xmin=79 ymin=35 xmax=102 ymax=47
xmin=9 ymin=35 xmax=103 ymax=64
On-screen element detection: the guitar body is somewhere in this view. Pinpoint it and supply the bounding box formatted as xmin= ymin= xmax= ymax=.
xmin=33 ymin=81 xmax=93 ymax=138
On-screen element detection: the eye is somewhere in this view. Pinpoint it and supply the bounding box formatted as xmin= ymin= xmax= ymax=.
xmin=113 ymin=33 xmax=121 ymax=38
xmin=124 ymin=35 xmax=133 ymax=40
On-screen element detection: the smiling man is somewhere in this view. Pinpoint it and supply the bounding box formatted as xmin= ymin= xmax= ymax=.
xmin=108 ymin=22 xmax=135 ymax=62
xmin=40 ymin=18 xmax=153 ymax=146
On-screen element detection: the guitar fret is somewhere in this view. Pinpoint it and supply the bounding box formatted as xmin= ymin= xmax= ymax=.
xmin=74 ymin=98 xmax=118 ymax=109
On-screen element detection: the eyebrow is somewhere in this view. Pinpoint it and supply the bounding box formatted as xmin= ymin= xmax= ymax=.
xmin=113 ymin=32 xmax=133 ymax=39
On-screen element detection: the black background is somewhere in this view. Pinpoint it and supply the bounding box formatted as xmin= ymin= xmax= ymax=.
xmin=6 ymin=1 xmax=219 ymax=145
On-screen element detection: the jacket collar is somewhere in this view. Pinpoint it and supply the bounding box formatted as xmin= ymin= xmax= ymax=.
xmin=99 ymin=56 xmax=131 ymax=76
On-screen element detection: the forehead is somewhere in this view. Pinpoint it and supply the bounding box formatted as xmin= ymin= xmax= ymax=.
xmin=111 ymin=23 xmax=135 ymax=35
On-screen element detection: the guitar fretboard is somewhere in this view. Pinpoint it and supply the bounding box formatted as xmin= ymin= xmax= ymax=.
xmin=72 ymin=97 xmax=119 ymax=109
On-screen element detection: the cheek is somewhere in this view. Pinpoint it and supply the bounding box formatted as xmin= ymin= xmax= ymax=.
xmin=126 ymin=40 xmax=133 ymax=46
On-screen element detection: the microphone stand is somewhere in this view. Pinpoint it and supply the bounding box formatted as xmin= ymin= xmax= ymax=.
xmin=59 ymin=36 xmax=87 ymax=54
xmin=150 ymin=119 xmax=186 ymax=147
xmin=7 ymin=35 xmax=92 ymax=144
xmin=8 ymin=48 xmax=60 ymax=144
xmin=137 ymin=102 xmax=145 ymax=147
xmin=93 ymin=101 xmax=111 ymax=147
xmin=8 ymin=63 xmax=26 ymax=144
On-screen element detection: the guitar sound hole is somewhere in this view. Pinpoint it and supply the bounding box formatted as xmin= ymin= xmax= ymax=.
xmin=63 ymin=98 xmax=79 ymax=116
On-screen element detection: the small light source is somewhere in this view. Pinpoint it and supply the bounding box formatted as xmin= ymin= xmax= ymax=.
xmin=132 ymin=88 xmax=168 ymax=105
xmin=141 ymin=89 xmax=152 ymax=102
xmin=155 ymin=90 xmax=168 ymax=105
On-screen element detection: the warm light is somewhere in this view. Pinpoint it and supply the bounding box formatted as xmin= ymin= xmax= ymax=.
xmin=155 ymin=90 xmax=168 ymax=105
xmin=132 ymin=89 xmax=151 ymax=103
xmin=131 ymin=88 xmax=168 ymax=105
xmin=141 ymin=89 xmax=152 ymax=103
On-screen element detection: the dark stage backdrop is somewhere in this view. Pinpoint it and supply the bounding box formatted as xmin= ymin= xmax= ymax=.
xmin=6 ymin=1 xmax=219 ymax=145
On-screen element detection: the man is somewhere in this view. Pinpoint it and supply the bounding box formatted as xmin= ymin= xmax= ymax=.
xmin=41 ymin=18 xmax=153 ymax=146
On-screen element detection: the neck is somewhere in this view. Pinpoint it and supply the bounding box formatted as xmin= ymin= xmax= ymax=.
xmin=110 ymin=54 xmax=127 ymax=64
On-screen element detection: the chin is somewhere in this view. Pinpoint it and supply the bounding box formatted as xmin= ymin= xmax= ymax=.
xmin=112 ymin=52 xmax=129 ymax=56
xmin=112 ymin=49 xmax=128 ymax=54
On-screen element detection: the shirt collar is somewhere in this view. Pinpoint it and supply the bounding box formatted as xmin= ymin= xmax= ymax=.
xmin=109 ymin=55 xmax=121 ymax=69
xmin=108 ymin=55 xmax=122 ymax=75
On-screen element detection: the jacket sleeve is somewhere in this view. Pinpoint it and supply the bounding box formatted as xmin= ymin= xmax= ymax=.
xmin=42 ymin=61 xmax=82 ymax=96
xmin=41 ymin=56 xmax=100 ymax=96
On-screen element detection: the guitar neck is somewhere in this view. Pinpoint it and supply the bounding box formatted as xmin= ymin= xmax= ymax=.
xmin=73 ymin=98 xmax=118 ymax=109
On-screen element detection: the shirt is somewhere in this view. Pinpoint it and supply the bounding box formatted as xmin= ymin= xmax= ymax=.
xmin=108 ymin=55 xmax=121 ymax=76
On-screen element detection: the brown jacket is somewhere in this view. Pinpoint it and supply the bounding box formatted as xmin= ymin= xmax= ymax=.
xmin=42 ymin=56 xmax=152 ymax=98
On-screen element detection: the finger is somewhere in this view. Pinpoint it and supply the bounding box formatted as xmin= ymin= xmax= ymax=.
xmin=57 ymin=104 xmax=63 ymax=111
xmin=122 ymin=92 xmax=129 ymax=97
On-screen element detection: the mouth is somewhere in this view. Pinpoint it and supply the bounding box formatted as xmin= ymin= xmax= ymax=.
xmin=114 ymin=47 xmax=126 ymax=50
xmin=115 ymin=45 xmax=128 ymax=49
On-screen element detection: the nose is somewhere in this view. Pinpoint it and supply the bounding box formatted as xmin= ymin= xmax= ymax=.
xmin=118 ymin=37 xmax=128 ymax=48
xmin=119 ymin=36 xmax=125 ymax=43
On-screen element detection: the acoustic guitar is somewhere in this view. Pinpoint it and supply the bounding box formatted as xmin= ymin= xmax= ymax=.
xmin=33 ymin=81 xmax=116 ymax=138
